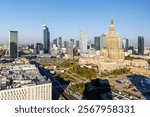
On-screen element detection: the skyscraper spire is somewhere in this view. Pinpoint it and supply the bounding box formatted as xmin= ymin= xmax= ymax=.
xmin=111 ymin=16 xmax=114 ymax=25
xmin=109 ymin=17 xmax=115 ymax=33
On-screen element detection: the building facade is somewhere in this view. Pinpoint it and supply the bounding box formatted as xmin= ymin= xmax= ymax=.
xmin=76 ymin=40 xmax=80 ymax=48
xmin=101 ymin=18 xmax=124 ymax=60
xmin=122 ymin=38 xmax=129 ymax=52
xmin=80 ymin=30 xmax=88 ymax=56
xmin=66 ymin=42 xmax=73 ymax=59
xmin=94 ymin=36 xmax=100 ymax=50
xmin=100 ymin=34 xmax=106 ymax=50
xmin=36 ymin=43 xmax=43 ymax=54
xmin=0 ymin=83 xmax=52 ymax=100
xmin=53 ymin=38 xmax=57 ymax=47
xmin=138 ymin=36 xmax=144 ymax=55
xmin=70 ymin=39 xmax=75 ymax=44
xmin=43 ymin=24 xmax=50 ymax=54
xmin=58 ymin=37 xmax=62 ymax=48
xmin=9 ymin=31 xmax=18 ymax=58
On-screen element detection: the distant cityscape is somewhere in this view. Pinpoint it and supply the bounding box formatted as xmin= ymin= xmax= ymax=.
xmin=0 ymin=18 xmax=150 ymax=100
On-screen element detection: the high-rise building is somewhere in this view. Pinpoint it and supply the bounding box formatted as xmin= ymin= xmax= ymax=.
xmin=36 ymin=43 xmax=43 ymax=54
xmin=64 ymin=41 xmax=67 ymax=48
xmin=80 ymin=30 xmax=88 ymax=56
xmin=138 ymin=36 xmax=144 ymax=55
xmin=101 ymin=18 xmax=124 ymax=60
xmin=29 ymin=44 xmax=34 ymax=49
xmin=9 ymin=31 xmax=18 ymax=58
xmin=76 ymin=40 xmax=80 ymax=48
xmin=122 ymin=38 xmax=129 ymax=52
xmin=70 ymin=39 xmax=75 ymax=44
xmin=43 ymin=24 xmax=50 ymax=54
xmin=100 ymin=34 xmax=106 ymax=50
xmin=66 ymin=42 xmax=73 ymax=59
xmin=94 ymin=36 xmax=100 ymax=50
xmin=53 ymin=38 xmax=57 ymax=47
xmin=58 ymin=37 xmax=62 ymax=48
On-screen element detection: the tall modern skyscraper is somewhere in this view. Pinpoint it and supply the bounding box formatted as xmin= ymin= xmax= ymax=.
xmin=100 ymin=34 xmax=106 ymax=50
xmin=58 ymin=37 xmax=62 ymax=48
xmin=70 ymin=39 xmax=75 ymax=44
xmin=101 ymin=18 xmax=124 ymax=60
xmin=66 ymin=42 xmax=73 ymax=59
xmin=138 ymin=36 xmax=144 ymax=55
xmin=9 ymin=31 xmax=18 ymax=58
xmin=53 ymin=38 xmax=57 ymax=47
xmin=43 ymin=24 xmax=50 ymax=54
xmin=76 ymin=40 xmax=80 ymax=48
xmin=36 ymin=43 xmax=43 ymax=54
xmin=64 ymin=41 xmax=67 ymax=48
xmin=94 ymin=36 xmax=100 ymax=50
xmin=80 ymin=30 xmax=88 ymax=56
xmin=122 ymin=38 xmax=129 ymax=52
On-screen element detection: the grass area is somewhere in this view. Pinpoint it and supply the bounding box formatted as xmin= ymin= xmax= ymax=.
xmin=67 ymin=70 xmax=86 ymax=81
xmin=61 ymin=61 xmax=97 ymax=80
xmin=100 ymin=67 xmax=131 ymax=78
xmin=69 ymin=83 xmax=85 ymax=95
xmin=55 ymin=72 xmax=76 ymax=82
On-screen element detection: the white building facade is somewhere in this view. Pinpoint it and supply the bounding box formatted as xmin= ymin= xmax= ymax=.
xmin=0 ymin=83 xmax=52 ymax=100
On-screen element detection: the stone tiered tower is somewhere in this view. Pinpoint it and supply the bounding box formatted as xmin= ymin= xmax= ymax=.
xmin=101 ymin=18 xmax=124 ymax=61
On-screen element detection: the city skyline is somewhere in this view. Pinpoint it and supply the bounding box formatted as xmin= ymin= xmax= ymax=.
xmin=0 ymin=0 xmax=150 ymax=47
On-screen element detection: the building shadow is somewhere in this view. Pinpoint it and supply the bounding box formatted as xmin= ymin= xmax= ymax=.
xmin=52 ymin=76 xmax=70 ymax=100
xmin=82 ymin=79 xmax=113 ymax=100
xmin=127 ymin=74 xmax=150 ymax=100
xmin=30 ymin=60 xmax=70 ymax=100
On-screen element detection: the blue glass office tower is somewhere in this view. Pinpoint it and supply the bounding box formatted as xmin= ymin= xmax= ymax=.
xmin=36 ymin=43 xmax=43 ymax=54
xmin=138 ymin=36 xmax=144 ymax=55
xmin=53 ymin=38 xmax=57 ymax=47
xmin=58 ymin=37 xmax=62 ymax=48
xmin=122 ymin=38 xmax=129 ymax=52
xmin=9 ymin=31 xmax=18 ymax=58
xmin=94 ymin=36 xmax=100 ymax=50
xmin=100 ymin=34 xmax=106 ymax=50
xmin=76 ymin=40 xmax=79 ymax=48
xmin=43 ymin=24 xmax=50 ymax=54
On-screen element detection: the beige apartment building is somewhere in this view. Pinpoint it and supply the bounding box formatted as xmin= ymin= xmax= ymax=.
xmin=0 ymin=83 xmax=52 ymax=100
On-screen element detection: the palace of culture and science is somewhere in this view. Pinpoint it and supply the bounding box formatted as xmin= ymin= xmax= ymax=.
xmin=101 ymin=18 xmax=124 ymax=61
xmin=79 ymin=18 xmax=129 ymax=71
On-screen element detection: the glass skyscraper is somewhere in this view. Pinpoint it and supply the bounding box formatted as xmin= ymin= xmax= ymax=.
xmin=53 ymin=38 xmax=57 ymax=47
xmin=94 ymin=36 xmax=100 ymax=50
xmin=36 ymin=43 xmax=43 ymax=54
xmin=9 ymin=31 xmax=18 ymax=58
xmin=43 ymin=24 xmax=50 ymax=54
xmin=138 ymin=36 xmax=144 ymax=55
xmin=76 ymin=40 xmax=79 ymax=48
xmin=58 ymin=37 xmax=62 ymax=48
xmin=100 ymin=34 xmax=106 ymax=50
xmin=64 ymin=41 xmax=67 ymax=48
xmin=80 ymin=30 xmax=88 ymax=56
xmin=66 ymin=42 xmax=73 ymax=59
xmin=70 ymin=39 xmax=75 ymax=44
xmin=122 ymin=38 xmax=129 ymax=52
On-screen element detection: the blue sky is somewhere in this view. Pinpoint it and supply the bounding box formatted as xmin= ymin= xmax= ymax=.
xmin=0 ymin=0 xmax=150 ymax=47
